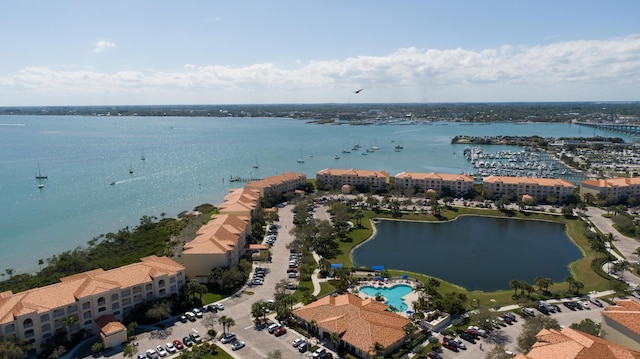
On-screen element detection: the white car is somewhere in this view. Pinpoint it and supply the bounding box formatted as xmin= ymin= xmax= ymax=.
xmin=467 ymin=325 xmax=487 ymax=337
xmin=292 ymin=338 xmax=305 ymax=347
xmin=632 ymin=291 xmax=640 ymax=299
xmin=231 ymin=341 xmax=245 ymax=351
xmin=312 ymin=348 xmax=326 ymax=358
xmin=588 ymin=296 xmax=603 ymax=307
xmin=155 ymin=346 xmax=168 ymax=357
xmin=165 ymin=343 xmax=177 ymax=354
xmin=451 ymin=338 xmax=467 ymax=350
xmin=578 ymin=301 xmax=590 ymax=309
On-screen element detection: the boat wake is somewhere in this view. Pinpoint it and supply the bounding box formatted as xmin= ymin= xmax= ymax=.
xmin=0 ymin=123 xmax=26 ymax=126
xmin=111 ymin=176 xmax=145 ymax=185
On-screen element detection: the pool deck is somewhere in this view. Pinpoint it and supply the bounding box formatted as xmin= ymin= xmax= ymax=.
xmin=353 ymin=279 xmax=420 ymax=315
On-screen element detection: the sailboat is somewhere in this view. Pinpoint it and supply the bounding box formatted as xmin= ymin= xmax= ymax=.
xmin=141 ymin=147 xmax=146 ymax=161
xmin=35 ymin=163 xmax=48 ymax=180
xmin=129 ymin=163 xmax=134 ymax=174
xmin=252 ymin=155 xmax=259 ymax=169
xmin=38 ymin=179 xmax=44 ymax=189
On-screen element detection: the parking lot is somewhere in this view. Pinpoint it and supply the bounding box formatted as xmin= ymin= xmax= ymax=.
xmin=425 ymin=302 xmax=608 ymax=359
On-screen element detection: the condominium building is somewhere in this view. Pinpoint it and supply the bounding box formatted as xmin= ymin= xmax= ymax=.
xmin=601 ymin=299 xmax=640 ymax=351
xmin=218 ymin=187 xmax=261 ymax=217
xmin=0 ymin=256 xmax=184 ymax=354
xmin=315 ymin=168 xmax=390 ymax=191
xmin=394 ymin=171 xmax=474 ymax=196
xmin=482 ymin=176 xmax=575 ymax=202
xmin=292 ymin=293 xmax=410 ymax=359
xmin=580 ymin=177 xmax=640 ymax=202
xmin=182 ymin=214 xmax=251 ymax=281
xmin=514 ymin=326 xmax=640 ymax=359
xmin=245 ymin=172 xmax=307 ymax=199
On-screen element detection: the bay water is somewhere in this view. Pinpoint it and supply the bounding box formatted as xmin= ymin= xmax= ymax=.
xmin=0 ymin=116 xmax=612 ymax=274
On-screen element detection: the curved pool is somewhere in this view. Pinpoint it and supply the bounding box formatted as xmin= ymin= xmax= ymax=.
xmin=359 ymin=284 xmax=413 ymax=311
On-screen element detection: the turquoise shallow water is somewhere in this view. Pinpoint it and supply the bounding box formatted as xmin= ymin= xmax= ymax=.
xmin=359 ymin=284 xmax=413 ymax=311
xmin=0 ymin=116 xmax=614 ymax=273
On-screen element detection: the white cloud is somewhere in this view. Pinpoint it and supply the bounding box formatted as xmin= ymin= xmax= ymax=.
xmin=2 ymin=35 xmax=640 ymax=105
xmin=94 ymin=40 xmax=116 ymax=53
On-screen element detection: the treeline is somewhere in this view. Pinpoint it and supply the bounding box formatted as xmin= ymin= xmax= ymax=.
xmin=0 ymin=214 xmax=187 ymax=293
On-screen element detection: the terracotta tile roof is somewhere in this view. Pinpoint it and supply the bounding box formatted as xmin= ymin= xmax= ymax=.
xmin=0 ymin=256 xmax=184 ymax=324
xmin=394 ymin=171 xmax=474 ymax=182
xmin=582 ymin=177 xmax=640 ymax=188
xmin=483 ymin=175 xmax=575 ymax=187
xmin=603 ymin=299 xmax=640 ymax=337
xmin=246 ymin=172 xmax=306 ymax=190
xmin=316 ymin=168 xmax=390 ymax=178
xmin=183 ymin=214 xmax=250 ymax=254
xmin=218 ymin=188 xmax=260 ymax=214
xmin=95 ymin=314 xmax=126 ymax=336
xmin=516 ymin=327 xmax=640 ymax=359
xmin=292 ymin=293 xmax=410 ymax=354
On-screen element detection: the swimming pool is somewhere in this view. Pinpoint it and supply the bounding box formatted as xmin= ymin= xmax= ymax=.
xmin=359 ymin=284 xmax=413 ymax=311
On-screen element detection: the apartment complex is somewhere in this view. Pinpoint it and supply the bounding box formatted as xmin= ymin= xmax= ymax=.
xmin=0 ymin=256 xmax=184 ymax=354
xmin=580 ymin=177 xmax=640 ymax=202
xmin=245 ymin=172 xmax=307 ymax=199
xmin=482 ymin=175 xmax=575 ymax=202
xmin=394 ymin=171 xmax=474 ymax=196
xmin=182 ymin=214 xmax=251 ymax=281
xmin=218 ymin=187 xmax=261 ymax=217
xmin=514 ymin=326 xmax=640 ymax=359
xmin=601 ymin=299 xmax=640 ymax=351
xmin=292 ymin=293 xmax=410 ymax=359
xmin=315 ymin=168 xmax=390 ymax=192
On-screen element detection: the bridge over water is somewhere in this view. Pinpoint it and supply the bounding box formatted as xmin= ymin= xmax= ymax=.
xmin=575 ymin=121 xmax=640 ymax=138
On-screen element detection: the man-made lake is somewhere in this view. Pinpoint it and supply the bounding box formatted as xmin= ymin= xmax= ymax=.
xmin=352 ymin=216 xmax=582 ymax=291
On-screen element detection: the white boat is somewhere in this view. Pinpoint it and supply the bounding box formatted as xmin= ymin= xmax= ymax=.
xmin=334 ymin=154 xmax=340 ymax=160
xmin=252 ymin=155 xmax=259 ymax=169
xmin=297 ymin=158 xmax=304 ymax=163
xmin=38 ymin=179 xmax=44 ymax=189
xmin=361 ymin=151 xmax=368 ymax=156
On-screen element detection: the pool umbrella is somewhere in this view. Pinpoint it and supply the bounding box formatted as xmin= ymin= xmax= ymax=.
xmin=402 ymin=274 xmax=408 ymax=279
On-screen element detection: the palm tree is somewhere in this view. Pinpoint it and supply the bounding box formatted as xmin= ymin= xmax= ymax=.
xmin=218 ymin=316 xmax=228 ymax=335
xmin=370 ymin=342 xmax=385 ymax=359
xmin=62 ymin=315 xmax=78 ymax=342
xmin=616 ymin=260 xmax=631 ymax=279
xmin=353 ymin=210 xmax=365 ymax=227
xmin=329 ymin=332 xmax=341 ymax=351
xmin=123 ymin=343 xmax=138 ymax=359
xmin=510 ymin=279 xmax=521 ymax=296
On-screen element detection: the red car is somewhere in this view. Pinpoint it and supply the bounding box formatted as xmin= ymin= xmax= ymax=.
xmin=287 ymin=268 xmax=298 ymax=273
xmin=442 ymin=339 xmax=458 ymax=352
xmin=172 ymin=339 xmax=184 ymax=350
xmin=273 ymin=327 xmax=287 ymax=337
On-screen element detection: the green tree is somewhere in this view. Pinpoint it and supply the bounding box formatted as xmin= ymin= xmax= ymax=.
xmin=485 ymin=344 xmax=516 ymax=359
xmin=266 ymin=350 xmax=283 ymax=359
xmin=146 ymin=301 xmax=171 ymax=322
xmin=570 ymin=318 xmax=601 ymax=336
xmin=251 ymin=300 xmax=268 ymax=322
xmin=517 ymin=316 xmax=560 ymax=353
xmin=91 ymin=342 xmax=104 ymax=355
xmin=0 ymin=340 xmax=26 ymax=359
xmin=62 ymin=315 xmax=78 ymax=342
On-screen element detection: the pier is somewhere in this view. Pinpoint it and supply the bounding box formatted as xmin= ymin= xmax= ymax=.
xmin=228 ymin=176 xmax=264 ymax=183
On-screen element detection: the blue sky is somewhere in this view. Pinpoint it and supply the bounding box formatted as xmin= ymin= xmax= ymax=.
xmin=1 ymin=0 xmax=639 ymax=105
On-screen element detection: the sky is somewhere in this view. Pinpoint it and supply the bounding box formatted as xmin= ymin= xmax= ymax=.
xmin=1 ymin=0 xmax=640 ymax=106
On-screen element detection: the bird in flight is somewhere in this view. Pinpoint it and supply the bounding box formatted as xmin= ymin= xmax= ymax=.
xmin=353 ymin=89 xmax=363 ymax=94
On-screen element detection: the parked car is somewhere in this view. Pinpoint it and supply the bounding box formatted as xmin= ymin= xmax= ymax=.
xmin=503 ymin=312 xmax=517 ymax=322
xmin=231 ymin=341 xmax=246 ymax=351
xmin=288 ymin=272 xmax=298 ymax=278
xmin=287 ymin=268 xmax=298 ymax=273
xmin=563 ymin=301 xmax=576 ymax=310
xmin=215 ymin=303 xmax=224 ymax=311
xmin=155 ymin=346 xmax=168 ymax=357
xmin=274 ymin=327 xmax=287 ymax=336
xmin=589 ymin=296 xmax=603 ymax=307
xmin=192 ymin=308 xmax=203 ymax=318
xmin=427 ymin=352 xmax=443 ymax=359
xmin=451 ymin=338 xmax=467 ymax=350
xmin=292 ymin=338 xmax=305 ymax=347
xmin=138 ymin=354 xmax=147 ymax=359
xmin=522 ymin=307 xmax=535 ymax=317
xmin=221 ymin=333 xmax=236 ymax=344
xmin=319 ymin=353 xmax=333 ymax=359
xmin=165 ymin=343 xmax=177 ymax=354
xmin=460 ymin=331 xmax=476 ymax=342
xmin=442 ymin=339 xmax=458 ymax=351
xmin=184 ymin=311 xmax=196 ymax=322
xmin=206 ymin=304 xmax=218 ymax=313
xmin=578 ymin=301 xmax=590 ymax=310
xmin=179 ymin=315 xmax=187 ymax=323
xmin=633 ymin=291 xmax=640 ymax=299
xmin=146 ymin=349 xmax=159 ymax=359
xmin=312 ymin=348 xmax=327 ymax=358
xmin=172 ymin=339 xmax=184 ymax=350
xmin=468 ymin=325 xmax=487 ymax=337
xmin=190 ymin=332 xmax=202 ymax=343
xmin=268 ymin=323 xmax=281 ymax=333
xmin=182 ymin=336 xmax=193 ymax=347
xmin=298 ymin=342 xmax=310 ymax=353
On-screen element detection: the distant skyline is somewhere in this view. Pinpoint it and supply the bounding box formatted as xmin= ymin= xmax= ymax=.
xmin=1 ymin=1 xmax=640 ymax=106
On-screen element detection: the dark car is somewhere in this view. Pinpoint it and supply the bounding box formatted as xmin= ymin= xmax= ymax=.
xmin=206 ymin=304 xmax=218 ymax=313
xmin=182 ymin=336 xmax=193 ymax=347
xmin=563 ymin=302 xmax=576 ymax=310
xmin=460 ymin=331 xmax=476 ymax=343
xmin=427 ymin=352 xmax=443 ymax=359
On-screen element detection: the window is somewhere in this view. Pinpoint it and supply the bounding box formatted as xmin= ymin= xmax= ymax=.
xmin=145 ymin=283 xmax=152 ymax=291
xmin=23 ymin=318 xmax=33 ymax=329
xmin=84 ymin=320 xmax=92 ymax=326
xmin=40 ymin=314 xmax=50 ymax=323
xmin=97 ymin=297 xmax=106 ymax=306
xmin=169 ymin=277 xmax=176 ymax=284
xmin=112 ymin=303 xmax=120 ymax=310
xmin=113 ymin=310 xmax=121 ymax=316
xmin=111 ymin=293 xmax=119 ymax=301
xmin=67 ymin=304 xmax=78 ymax=314
xmin=158 ymin=279 xmax=165 ymax=287
xmin=98 ymin=307 xmax=107 ymax=312
xmin=53 ymin=309 xmax=65 ymax=318
xmin=83 ymin=311 xmax=92 ymax=319
xmin=82 ymin=302 xmax=91 ymax=310
xmin=4 ymin=324 xmax=15 ymax=334
xmin=41 ymin=323 xmax=51 ymax=333
xmin=24 ymin=329 xmax=35 ymax=339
